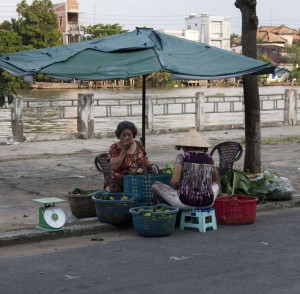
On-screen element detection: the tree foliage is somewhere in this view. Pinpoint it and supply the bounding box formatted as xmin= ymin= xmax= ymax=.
xmin=0 ymin=20 xmax=13 ymax=31
xmin=147 ymin=72 xmax=177 ymax=88
xmin=230 ymin=33 xmax=241 ymax=46
xmin=0 ymin=72 xmax=20 ymax=107
xmin=81 ymin=23 xmax=128 ymax=40
xmin=256 ymin=54 xmax=273 ymax=85
xmin=0 ymin=30 xmax=33 ymax=53
xmin=284 ymin=43 xmax=300 ymax=67
xmin=284 ymin=42 xmax=300 ymax=82
xmin=0 ymin=28 xmax=32 ymax=107
xmin=16 ymin=0 xmax=63 ymax=48
xmin=0 ymin=0 xmax=64 ymax=107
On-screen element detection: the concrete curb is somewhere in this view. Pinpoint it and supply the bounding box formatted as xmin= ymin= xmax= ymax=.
xmin=1 ymin=195 xmax=300 ymax=247
xmin=0 ymin=220 xmax=119 ymax=247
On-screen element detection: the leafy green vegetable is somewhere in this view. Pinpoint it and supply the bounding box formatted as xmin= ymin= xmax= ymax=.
xmin=221 ymin=169 xmax=250 ymax=196
xmin=220 ymin=169 xmax=291 ymax=203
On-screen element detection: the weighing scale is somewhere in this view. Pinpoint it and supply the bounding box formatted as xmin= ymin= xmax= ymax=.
xmin=33 ymin=197 xmax=67 ymax=232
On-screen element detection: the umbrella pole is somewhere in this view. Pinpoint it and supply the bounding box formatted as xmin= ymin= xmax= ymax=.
xmin=142 ymin=75 xmax=146 ymax=147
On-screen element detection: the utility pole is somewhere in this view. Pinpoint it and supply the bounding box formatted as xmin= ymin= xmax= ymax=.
xmin=94 ymin=3 xmax=96 ymax=25
xmin=200 ymin=13 xmax=208 ymax=43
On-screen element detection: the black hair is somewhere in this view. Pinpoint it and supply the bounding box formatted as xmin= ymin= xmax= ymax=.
xmin=182 ymin=146 xmax=208 ymax=153
xmin=115 ymin=121 xmax=138 ymax=138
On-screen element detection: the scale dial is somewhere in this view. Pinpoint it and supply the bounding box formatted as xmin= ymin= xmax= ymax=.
xmin=43 ymin=206 xmax=66 ymax=229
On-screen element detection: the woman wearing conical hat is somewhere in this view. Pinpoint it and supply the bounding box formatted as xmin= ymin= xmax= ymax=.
xmin=152 ymin=129 xmax=220 ymax=209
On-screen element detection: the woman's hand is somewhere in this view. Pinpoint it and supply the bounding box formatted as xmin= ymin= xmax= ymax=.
xmin=122 ymin=140 xmax=134 ymax=151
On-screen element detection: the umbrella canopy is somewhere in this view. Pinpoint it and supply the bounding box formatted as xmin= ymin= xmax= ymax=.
xmin=0 ymin=28 xmax=275 ymax=80
xmin=0 ymin=28 xmax=276 ymax=145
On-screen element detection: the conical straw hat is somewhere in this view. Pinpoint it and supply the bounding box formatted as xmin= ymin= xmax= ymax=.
xmin=174 ymin=129 xmax=211 ymax=149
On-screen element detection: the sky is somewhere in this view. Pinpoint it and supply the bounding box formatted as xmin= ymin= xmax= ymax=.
xmin=0 ymin=0 xmax=299 ymax=35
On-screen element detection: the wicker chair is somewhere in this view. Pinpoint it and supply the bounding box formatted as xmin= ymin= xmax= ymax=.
xmin=94 ymin=152 xmax=111 ymax=190
xmin=210 ymin=141 xmax=243 ymax=177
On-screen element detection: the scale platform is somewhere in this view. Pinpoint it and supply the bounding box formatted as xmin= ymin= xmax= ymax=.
xmin=33 ymin=197 xmax=67 ymax=232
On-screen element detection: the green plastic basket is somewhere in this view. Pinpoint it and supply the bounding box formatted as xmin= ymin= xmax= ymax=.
xmin=92 ymin=192 xmax=139 ymax=226
xmin=123 ymin=172 xmax=172 ymax=206
xmin=129 ymin=204 xmax=179 ymax=237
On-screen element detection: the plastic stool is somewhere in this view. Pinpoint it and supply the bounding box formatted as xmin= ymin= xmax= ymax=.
xmin=180 ymin=207 xmax=217 ymax=233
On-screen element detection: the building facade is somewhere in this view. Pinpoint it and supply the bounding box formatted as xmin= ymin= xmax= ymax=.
xmin=160 ymin=13 xmax=231 ymax=51
xmin=52 ymin=0 xmax=80 ymax=44
xmin=185 ymin=13 xmax=231 ymax=50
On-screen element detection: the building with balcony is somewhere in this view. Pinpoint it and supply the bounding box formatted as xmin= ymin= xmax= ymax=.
xmin=52 ymin=0 xmax=80 ymax=44
xmin=160 ymin=13 xmax=231 ymax=51
xmin=185 ymin=13 xmax=231 ymax=50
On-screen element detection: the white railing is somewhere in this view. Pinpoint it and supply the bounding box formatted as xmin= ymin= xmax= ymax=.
xmin=1 ymin=90 xmax=298 ymax=141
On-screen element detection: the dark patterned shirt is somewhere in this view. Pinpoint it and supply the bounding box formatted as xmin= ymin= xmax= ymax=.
xmin=108 ymin=140 xmax=148 ymax=192
xmin=176 ymin=151 xmax=215 ymax=207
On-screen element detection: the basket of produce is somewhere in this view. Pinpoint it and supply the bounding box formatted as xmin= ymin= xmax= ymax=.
xmin=214 ymin=194 xmax=258 ymax=225
xmin=68 ymin=188 xmax=97 ymax=218
xmin=129 ymin=204 xmax=179 ymax=237
xmin=161 ymin=163 xmax=174 ymax=174
xmin=123 ymin=165 xmax=172 ymax=206
xmin=92 ymin=192 xmax=139 ymax=226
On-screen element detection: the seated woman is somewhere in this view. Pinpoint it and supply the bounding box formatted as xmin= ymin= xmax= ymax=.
xmin=109 ymin=121 xmax=152 ymax=192
xmin=152 ymin=129 xmax=220 ymax=210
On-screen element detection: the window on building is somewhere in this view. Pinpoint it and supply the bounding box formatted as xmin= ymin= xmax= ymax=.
xmin=68 ymin=34 xmax=80 ymax=44
xmin=211 ymin=21 xmax=222 ymax=37
xmin=59 ymin=16 xmax=63 ymax=27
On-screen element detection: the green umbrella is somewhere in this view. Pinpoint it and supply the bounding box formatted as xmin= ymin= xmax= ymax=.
xmin=0 ymin=28 xmax=275 ymax=146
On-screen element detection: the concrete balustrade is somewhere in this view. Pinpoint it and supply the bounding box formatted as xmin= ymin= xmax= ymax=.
xmin=77 ymin=94 xmax=94 ymax=139
xmin=4 ymin=90 xmax=299 ymax=143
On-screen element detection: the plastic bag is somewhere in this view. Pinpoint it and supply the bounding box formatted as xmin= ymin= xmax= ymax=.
xmin=265 ymin=176 xmax=295 ymax=201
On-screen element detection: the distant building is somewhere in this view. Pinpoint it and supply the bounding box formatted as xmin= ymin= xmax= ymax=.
xmin=231 ymin=26 xmax=297 ymax=84
xmin=230 ymin=45 xmax=242 ymax=55
xmin=185 ymin=13 xmax=231 ymax=50
xmin=159 ymin=13 xmax=231 ymax=51
xmin=52 ymin=0 xmax=80 ymax=44
xmin=159 ymin=30 xmax=185 ymax=39
xmin=257 ymin=25 xmax=300 ymax=46
xmin=256 ymin=44 xmax=293 ymax=69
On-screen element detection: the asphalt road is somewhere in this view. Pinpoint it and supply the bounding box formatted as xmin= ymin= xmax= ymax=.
xmin=1 ymin=207 xmax=300 ymax=294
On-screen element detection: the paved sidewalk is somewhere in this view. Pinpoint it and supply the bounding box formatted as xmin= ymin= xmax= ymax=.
xmin=0 ymin=125 xmax=299 ymax=246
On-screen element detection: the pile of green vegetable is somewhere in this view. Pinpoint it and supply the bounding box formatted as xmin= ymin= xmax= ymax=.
xmin=220 ymin=170 xmax=294 ymax=203
xmin=69 ymin=188 xmax=98 ymax=195
xmin=136 ymin=206 xmax=173 ymax=217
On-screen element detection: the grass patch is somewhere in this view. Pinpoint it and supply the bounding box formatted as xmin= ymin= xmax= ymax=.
xmin=239 ymin=135 xmax=300 ymax=145
xmin=213 ymin=92 xmax=225 ymax=97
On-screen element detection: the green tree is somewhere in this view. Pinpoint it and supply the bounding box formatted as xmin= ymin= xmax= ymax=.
xmin=81 ymin=23 xmax=128 ymax=40
xmin=285 ymin=43 xmax=300 ymax=67
xmin=0 ymin=25 xmax=33 ymax=107
xmin=16 ymin=0 xmax=63 ymax=48
xmin=0 ymin=20 xmax=13 ymax=31
xmin=230 ymin=33 xmax=241 ymax=46
xmin=0 ymin=29 xmax=33 ymax=53
xmin=257 ymin=53 xmax=273 ymax=85
xmin=235 ymin=0 xmax=262 ymax=174
xmin=147 ymin=72 xmax=176 ymax=88
xmin=0 ymin=0 xmax=63 ymax=107
xmin=284 ymin=42 xmax=300 ymax=82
